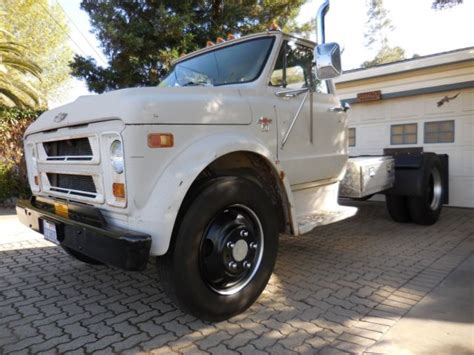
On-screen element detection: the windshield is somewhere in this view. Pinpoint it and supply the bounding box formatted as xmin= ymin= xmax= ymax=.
xmin=160 ymin=37 xmax=275 ymax=87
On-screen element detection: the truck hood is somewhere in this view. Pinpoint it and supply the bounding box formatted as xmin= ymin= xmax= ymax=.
xmin=26 ymin=86 xmax=253 ymax=136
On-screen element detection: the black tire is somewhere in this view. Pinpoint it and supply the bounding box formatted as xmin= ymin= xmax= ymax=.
xmin=157 ymin=176 xmax=278 ymax=321
xmin=407 ymin=157 xmax=444 ymax=225
xmin=385 ymin=194 xmax=411 ymax=223
xmin=61 ymin=246 xmax=103 ymax=265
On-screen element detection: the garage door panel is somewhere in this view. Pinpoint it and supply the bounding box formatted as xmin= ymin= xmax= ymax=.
xmin=460 ymin=120 xmax=474 ymax=145
xmin=358 ymin=124 xmax=386 ymax=149
xmin=348 ymin=105 xmax=364 ymax=123
xmin=461 ymin=90 xmax=474 ymax=112
xmin=460 ymin=149 xmax=474 ymax=176
xmin=449 ymin=176 xmax=474 ymax=208
xmin=390 ymin=97 xmax=423 ymax=119
xmin=423 ymin=93 xmax=461 ymax=116
xmin=360 ymin=102 xmax=386 ymax=121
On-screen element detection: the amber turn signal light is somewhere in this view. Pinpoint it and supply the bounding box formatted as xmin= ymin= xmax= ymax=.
xmin=34 ymin=175 xmax=39 ymax=186
xmin=148 ymin=133 xmax=174 ymax=148
xmin=269 ymin=21 xmax=280 ymax=31
xmin=112 ymin=183 xmax=126 ymax=199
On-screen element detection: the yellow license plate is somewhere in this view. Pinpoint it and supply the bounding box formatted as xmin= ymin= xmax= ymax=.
xmin=54 ymin=202 xmax=69 ymax=218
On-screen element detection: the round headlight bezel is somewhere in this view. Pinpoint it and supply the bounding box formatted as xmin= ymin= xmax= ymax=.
xmin=110 ymin=139 xmax=124 ymax=174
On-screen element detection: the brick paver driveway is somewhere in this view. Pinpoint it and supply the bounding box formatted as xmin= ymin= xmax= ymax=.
xmin=1 ymin=202 xmax=473 ymax=354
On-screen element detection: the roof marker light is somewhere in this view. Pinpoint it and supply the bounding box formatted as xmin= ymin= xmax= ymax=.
xmin=269 ymin=21 xmax=280 ymax=31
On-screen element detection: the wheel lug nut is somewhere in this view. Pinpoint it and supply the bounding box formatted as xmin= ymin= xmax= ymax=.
xmin=228 ymin=261 xmax=238 ymax=270
xmin=250 ymin=242 xmax=257 ymax=250
xmin=227 ymin=241 xmax=235 ymax=249
xmin=243 ymin=261 xmax=252 ymax=269
xmin=240 ymin=229 xmax=249 ymax=237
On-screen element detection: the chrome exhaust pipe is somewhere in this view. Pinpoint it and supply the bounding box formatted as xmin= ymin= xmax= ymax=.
xmin=316 ymin=0 xmax=330 ymax=45
xmin=315 ymin=0 xmax=338 ymax=93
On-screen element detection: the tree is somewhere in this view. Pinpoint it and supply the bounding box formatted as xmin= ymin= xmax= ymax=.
xmin=71 ymin=0 xmax=309 ymax=93
xmin=361 ymin=46 xmax=405 ymax=68
xmin=0 ymin=0 xmax=73 ymax=107
xmin=361 ymin=0 xmax=405 ymax=68
xmin=0 ymin=34 xmax=42 ymax=107
xmin=432 ymin=0 xmax=463 ymax=10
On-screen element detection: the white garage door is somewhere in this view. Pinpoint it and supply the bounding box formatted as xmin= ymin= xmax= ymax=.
xmin=347 ymin=88 xmax=474 ymax=208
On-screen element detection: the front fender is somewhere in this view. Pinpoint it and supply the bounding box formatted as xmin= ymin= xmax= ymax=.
xmin=128 ymin=132 xmax=295 ymax=256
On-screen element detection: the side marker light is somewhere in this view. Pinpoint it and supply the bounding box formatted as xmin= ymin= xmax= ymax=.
xmin=147 ymin=133 xmax=174 ymax=148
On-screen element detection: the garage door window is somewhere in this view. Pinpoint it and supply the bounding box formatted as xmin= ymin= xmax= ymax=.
xmin=391 ymin=123 xmax=417 ymax=145
xmin=348 ymin=128 xmax=356 ymax=147
xmin=424 ymin=120 xmax=455 ymax=143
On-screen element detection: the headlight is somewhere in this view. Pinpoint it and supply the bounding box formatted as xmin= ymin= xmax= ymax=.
xmin=110 ymin=140 xmax=124 ymax=174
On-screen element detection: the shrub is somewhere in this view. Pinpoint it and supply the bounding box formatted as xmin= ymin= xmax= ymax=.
xmin=0 ymin=106 xmax=43 ymax=202
xmin=0 ymin=163 xmax=17 ymax=201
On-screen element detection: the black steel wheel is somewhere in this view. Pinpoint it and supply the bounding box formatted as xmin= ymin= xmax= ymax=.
xmin=199 ymin=204 xmax=264 ymax=296
xmin=157 ymin=176 xmax=278 ymax=321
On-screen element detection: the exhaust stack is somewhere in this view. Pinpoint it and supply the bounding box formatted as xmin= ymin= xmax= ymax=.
xmin=316 ymin=0 xmax=330 ymax=45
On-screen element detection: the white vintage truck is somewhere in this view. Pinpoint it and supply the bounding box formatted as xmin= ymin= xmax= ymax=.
xmin=17 ymin=1 xmax=447 ymax=320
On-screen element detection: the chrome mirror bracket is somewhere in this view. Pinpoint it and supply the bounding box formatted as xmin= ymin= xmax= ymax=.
xmin=275 ymin=88 xmax=309 ymax=98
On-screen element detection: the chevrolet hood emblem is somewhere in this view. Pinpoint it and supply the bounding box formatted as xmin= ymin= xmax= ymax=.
xmin=54 ymin=112 xmax=68 ymax=123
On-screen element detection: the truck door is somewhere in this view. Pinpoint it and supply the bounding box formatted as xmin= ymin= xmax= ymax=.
xmin=268 ymin=40 xmax=347 ymax=186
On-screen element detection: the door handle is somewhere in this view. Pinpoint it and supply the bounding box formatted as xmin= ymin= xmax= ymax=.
xmin=328 ymin=102 xmax=351 ymax=113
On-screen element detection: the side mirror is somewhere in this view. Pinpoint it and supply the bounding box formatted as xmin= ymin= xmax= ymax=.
xmin=314 ymin=42 xmax=342 ymax=80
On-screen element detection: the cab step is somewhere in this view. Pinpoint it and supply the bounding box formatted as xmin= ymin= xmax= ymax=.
xmin=297 ymin=205 xmax=358 ymax=235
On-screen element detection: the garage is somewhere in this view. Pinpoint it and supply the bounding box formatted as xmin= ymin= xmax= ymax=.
xmin=335 ymin=47 xmax=474 ymax=208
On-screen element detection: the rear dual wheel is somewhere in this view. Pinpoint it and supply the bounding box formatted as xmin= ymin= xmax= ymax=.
xmin=407 ymin=159 xmax=444 ymax=225
xmin=157 ymin=177 xmax=278 ymax=321
xmin=386 ymin=158 xmax=444 ymax=225
xmin=386 ymin=195 xmax=411 ymax=223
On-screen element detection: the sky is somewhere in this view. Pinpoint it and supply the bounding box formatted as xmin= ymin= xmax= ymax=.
xmin=51 ymin=0 xmax=474 ymax=108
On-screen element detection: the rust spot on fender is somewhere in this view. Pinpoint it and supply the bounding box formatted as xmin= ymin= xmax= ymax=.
xmin=279 ymin=170 xmax=285 ymax=180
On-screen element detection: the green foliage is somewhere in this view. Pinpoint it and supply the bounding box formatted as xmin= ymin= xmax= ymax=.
xmin=362 ymin=0 xmax=405 ymax=68
xmin=0 ymin=163 xmax=19 ymax=202
xmin=362 ymin=46 xmax=406 ymax=68
xmin=0 ymin=39 xmax=43 ymax=108
xmin=432 ymin=0 xmax=463 ymax=10
xmin=0 ymin=106 xmax=43 ymax=201
xmin=0 ymin=0 xmax=73 ymax=106
xmin=71 ymin=0 xmax=309 ymax=93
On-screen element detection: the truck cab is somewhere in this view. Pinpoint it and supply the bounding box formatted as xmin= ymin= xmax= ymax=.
xmin=16 ymin=1 xmax=445 ymax=321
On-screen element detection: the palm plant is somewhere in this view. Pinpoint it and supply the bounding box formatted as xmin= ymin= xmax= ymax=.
xmin=0 ymin=28 xmax=43 ymax=108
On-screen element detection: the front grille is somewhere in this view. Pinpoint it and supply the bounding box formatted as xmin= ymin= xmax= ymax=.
xmin=43 ymin=138 xmax=92 ymax=161
xmin=47 ymin=173 xmax=96 ymax=197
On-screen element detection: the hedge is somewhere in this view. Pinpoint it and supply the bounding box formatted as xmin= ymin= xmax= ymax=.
xmin=0 ymin=106 xmax=44 ymax=203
